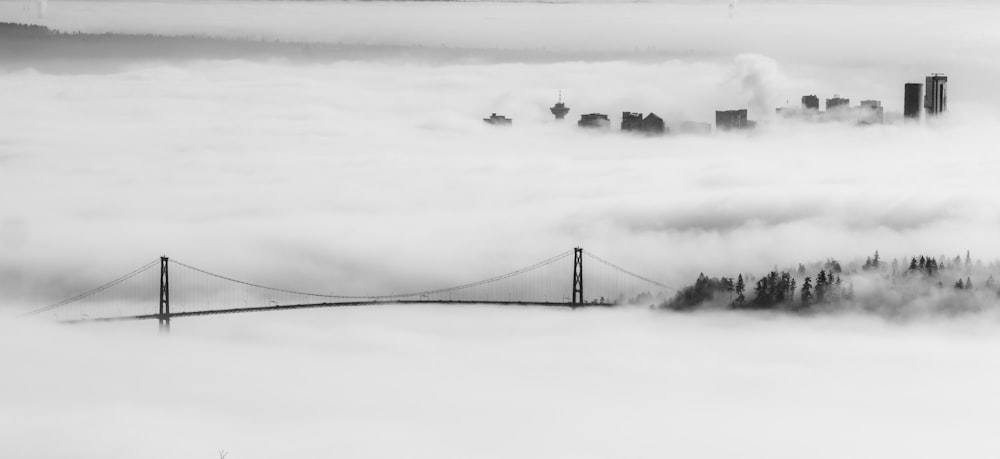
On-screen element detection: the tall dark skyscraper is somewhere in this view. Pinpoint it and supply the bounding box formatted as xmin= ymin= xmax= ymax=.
xmin=924 ymin=74 xmax=947 ymax=116
xmin=904 ymin=83 xmax=923 ymax=119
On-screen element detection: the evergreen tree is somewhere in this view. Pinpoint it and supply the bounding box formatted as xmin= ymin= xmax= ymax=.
xmin=908 ymin=257 xmax=919 ymax=273
xmin=966 ymin=277 xmax=972 ymax=289
xmin=801 ymin=277 xmax=813 ymax=305
xmin=986 ymin=275 xmax=995 ymax=289
xmin=816 ymin=270 xmax=828 ymax=302
xmin=779 ymin=272 xmax=792 ymax=303
xmin=724 ymin=277 xmax=734 ymax=303
xmin=752 ymin=278 xmax=768 ymax=307
xmin=824 ymin=259 xmax=843 ymax=274
xmin=955 ymin=279 xmax=965 ymax=289
xmin=734 ymin=274 xmax=745 ymax=306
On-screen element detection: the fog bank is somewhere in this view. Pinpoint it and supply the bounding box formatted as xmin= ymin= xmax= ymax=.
xmin=4 ymin=306 xmax=1000 ymax=459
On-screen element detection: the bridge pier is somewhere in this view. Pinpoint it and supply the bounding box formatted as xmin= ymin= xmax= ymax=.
xmin=572 ymin=247 xmax=583 ymax=306
xmin=159 ymin=256 xmax=170 ymax=334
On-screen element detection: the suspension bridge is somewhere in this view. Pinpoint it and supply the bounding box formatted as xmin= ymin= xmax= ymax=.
xmin=25 ymin=248 xmax=671 ymax=332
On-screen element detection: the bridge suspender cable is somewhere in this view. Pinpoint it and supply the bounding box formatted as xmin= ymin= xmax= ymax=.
xmin=584 ymin=251 xmax=674 ymax=291
xmin=169 ymin=249 xmax=577 ymax=301
xmin=22 ymin=259 xmax=160 ymax=317
xmin=26 ymin=248 xmax=674 ymax=324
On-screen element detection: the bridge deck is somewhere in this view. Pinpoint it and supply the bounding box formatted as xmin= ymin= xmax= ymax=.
xmin=62 ymin=300 xmax=617 ymax=323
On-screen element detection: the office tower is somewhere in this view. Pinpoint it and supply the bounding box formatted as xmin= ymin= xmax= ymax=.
xmin=924 ymin=74 xmax=947 ymax=116
xmin=904 ymin=83 xmax=923 ymax=119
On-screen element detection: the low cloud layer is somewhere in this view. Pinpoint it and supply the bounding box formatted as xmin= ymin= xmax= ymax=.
xmin=2 ymin=55 xmax=1000 ymax=306
xmin=5 ymin=306 xmax=1000 ymax=459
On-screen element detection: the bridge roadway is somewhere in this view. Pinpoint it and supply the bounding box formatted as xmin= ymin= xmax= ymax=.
xmin=62 ymin=300 xmax=617 ymax=323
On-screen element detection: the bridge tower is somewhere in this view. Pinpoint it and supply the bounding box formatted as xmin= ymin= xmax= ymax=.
xmin=159 ymin=256 xmax=170 ymax=333
xmin=572 ymin=247 xmax=583 ymax=306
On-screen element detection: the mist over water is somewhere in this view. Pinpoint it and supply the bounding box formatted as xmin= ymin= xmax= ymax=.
xmin=3 ymin=1 xmax=1000 ymax=457
xmin=6 ymin=306 xmax=1000 ymax=459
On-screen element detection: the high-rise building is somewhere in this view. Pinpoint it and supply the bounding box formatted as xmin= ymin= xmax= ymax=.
xmin=621 ymin=112 xmax=643 ymax=131
xmin=621 ymin=112 xmax=666 ymax=134
xmin=904 ymin=83 xmax=923 ymax=119
xmin=550 ymin=91 xmax=570 ymax=120
xmin=578 ymin=113 xmax=610 ymax=129
xmin=924 ymin=74 xmax=947 ymax=116
xmin=715 ymin=109 xmax=748 ymax=131
xmin=826 ymin=96 xmax=850 ymax=111
xmin=641 ymin=113 xmax=666 ymax=134
xmin=801 ymin=95 xmax=820 ymax=110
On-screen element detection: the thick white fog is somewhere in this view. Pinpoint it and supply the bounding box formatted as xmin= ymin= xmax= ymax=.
xmin=6 ymin=307 xmax=1000 ymax=459
xmin=2 ymin=58 xmax=999 ymax=301
xmin=3 ymin=1 xmax=1000 ymax=458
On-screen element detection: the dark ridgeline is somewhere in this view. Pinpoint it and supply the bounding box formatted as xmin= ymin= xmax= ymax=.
xmin=578 ymin=113 xmax=611 ymax=129
xmin=0 ymin=22 xmax=681 ymax=68
xmin=0 ymin=22 xmax=50 ymax=37
xmin=483 ymin=113 xmax=512 ymax=126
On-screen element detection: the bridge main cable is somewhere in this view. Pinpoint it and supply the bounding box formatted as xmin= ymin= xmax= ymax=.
xmin=583 ymin=251 xmax=675 ymax=291
xmin=23 ymin=259 xmax=161 ymax=317
xmin=169 ymin=249 xmax=576 ymax=301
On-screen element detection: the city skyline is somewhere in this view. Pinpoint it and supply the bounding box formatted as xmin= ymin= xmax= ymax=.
xmin=486 ymin=73 xmax=946 ymax=133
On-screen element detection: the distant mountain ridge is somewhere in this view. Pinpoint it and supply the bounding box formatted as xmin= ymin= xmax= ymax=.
xmin=0 ymin=21 xmax=696 ymax=69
